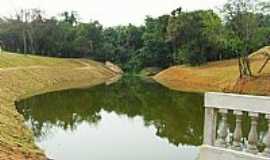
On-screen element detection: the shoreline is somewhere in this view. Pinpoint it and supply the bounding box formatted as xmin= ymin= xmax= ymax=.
xmin=0 ymin=55 xmax=117 ymax=160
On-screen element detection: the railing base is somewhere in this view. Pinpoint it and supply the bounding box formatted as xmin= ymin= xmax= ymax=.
xmin=199 ymin=145 xmax=270 ymax=160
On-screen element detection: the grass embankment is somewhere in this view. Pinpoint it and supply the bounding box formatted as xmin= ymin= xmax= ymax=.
xmin=154 ymin=56 xmax=270 ymax=96
xmin=0 ymin=52 xmax=117 ymax=160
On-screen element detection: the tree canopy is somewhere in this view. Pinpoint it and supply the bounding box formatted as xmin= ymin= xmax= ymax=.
xmin=0 ymin=0 xmax=269 ymax=73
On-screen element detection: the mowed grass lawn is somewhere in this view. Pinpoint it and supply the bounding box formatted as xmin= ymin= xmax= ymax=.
xmin=0 ymin=51 xmax=116 ymax=160
xmin=154 ymin=56 xmax=270 ymax=95
xmin=0 ymin=51 xmax=83 ymax=68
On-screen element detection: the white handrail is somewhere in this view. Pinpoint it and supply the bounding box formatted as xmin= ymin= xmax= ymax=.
xmin=201 ymin=92 xmax=270 ymax=160
xmin=205 ymin=92 xmax=270 ymax=114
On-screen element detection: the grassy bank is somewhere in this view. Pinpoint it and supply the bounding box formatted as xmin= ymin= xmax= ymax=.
xmin=0 ymin=52 xmax=117 ymax=160
xmin=154 ymin=56 xmax=270 ymax=96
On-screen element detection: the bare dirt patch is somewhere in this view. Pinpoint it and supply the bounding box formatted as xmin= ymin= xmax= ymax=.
xmin=154 ymin=57 xmax=270 ymax=95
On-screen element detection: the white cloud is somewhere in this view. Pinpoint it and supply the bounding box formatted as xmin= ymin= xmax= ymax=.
xmin=0 ymin=0 xmax=226 ymax=26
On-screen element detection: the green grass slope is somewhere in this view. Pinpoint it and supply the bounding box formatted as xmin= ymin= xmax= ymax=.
xmin=0 ymin=52 xmax=117 ymax=160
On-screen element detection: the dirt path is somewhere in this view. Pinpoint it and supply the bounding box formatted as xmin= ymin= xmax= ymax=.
xmin=0 ymin=65 xmax=49 ymax=71
xmin=0 ymin=59 xmax=101 ymax=73
xmin=74 ymin=59 xmax=98 ymax=70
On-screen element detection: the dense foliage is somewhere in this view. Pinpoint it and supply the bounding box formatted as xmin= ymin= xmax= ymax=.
xmin=0 ymin=0 xmax=270 ymax=72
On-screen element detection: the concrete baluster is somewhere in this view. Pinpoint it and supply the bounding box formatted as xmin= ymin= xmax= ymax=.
xmin=263 ymin=114 xmax=270 ymax=157
xmin=247 ymin=112 xmax=259 ymax=154
xmin=232 ymin=110 xmax=243 ymax=151
xmin=215 ymin=109 xmax=228 ymax=148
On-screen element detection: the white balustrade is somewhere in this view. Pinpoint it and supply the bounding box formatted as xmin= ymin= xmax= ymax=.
xmin=201 ymin=92 xmax=270 ymax=160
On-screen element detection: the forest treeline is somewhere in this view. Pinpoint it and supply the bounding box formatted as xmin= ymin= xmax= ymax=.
xmin=0 ymin=0 xmax=270 ymax=72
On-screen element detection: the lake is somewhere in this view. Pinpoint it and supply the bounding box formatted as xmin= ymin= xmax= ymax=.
xmin=16 ymin=76 xmax=205 ymax=160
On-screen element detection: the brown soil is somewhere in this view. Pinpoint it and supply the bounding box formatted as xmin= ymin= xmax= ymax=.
xmin=154 ymin=57 xmax=270 ymax=96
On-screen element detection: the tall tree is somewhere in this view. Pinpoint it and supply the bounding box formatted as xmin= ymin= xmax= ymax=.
xmin=222 ymin=0 xmax=268 ymax=77
xmin=0 ymin=6 xmax=270 ymax=73
xmin=140 ymin=15 xmax=172 ymax=68
xmin=167 ymin=10 xmax=223 ymax=65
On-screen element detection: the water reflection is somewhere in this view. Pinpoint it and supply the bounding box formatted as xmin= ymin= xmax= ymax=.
xmin=16 ymin=76 xmax=204 ymax=160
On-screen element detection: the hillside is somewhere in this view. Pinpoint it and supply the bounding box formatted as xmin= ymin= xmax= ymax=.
xmin=0 ymin=52 xmax=117 ymax=160
xmin=154 ymin=51 xmax=270 ymax=96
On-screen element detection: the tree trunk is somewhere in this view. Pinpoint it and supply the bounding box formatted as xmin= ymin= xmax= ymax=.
xmin=27 ymin=30 xmax=35 ymax=54
xmin=239 ymin=56 xmax=252 ymax=78
xmin=23 ymin=30 xmax=27 ymax=54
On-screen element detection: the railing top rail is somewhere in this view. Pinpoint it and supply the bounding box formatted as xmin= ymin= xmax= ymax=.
xmin=205 ymin=92 xmax=270 ymax=114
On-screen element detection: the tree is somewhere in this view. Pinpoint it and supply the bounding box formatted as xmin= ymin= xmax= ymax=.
xmin=140 ymin=15 xmax=172 ymax=68
xmin=61 ymin=11 xmax=79 ymax=26
xmin=101 ymin=25 xmax=144 ymax=71
xmin=0 ymin=6 xmax=270 ymax=73
xmin=74 ymin=21 xmax=104 ymax=58
xmin=222 ymin=0 xmax=269 ymax=77
xmin=167 ymin=10 xmax=223 ymax=65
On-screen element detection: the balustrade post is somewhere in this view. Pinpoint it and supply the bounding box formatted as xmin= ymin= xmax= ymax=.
xmin=263 ymin=114 xmax=270 ymax=157
xmin=232 ymin=110 xmax=243 ymax=151
xmin=246 ymin=112 xmax=259 ymax=154
xmin=215 ymin=109 xmax=228 ymax=148
xmin=203 ymin=107 xmax=217 ymax=146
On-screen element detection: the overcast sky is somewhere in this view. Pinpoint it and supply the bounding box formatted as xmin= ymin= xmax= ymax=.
xmin=0 ymin=0 xmax=226 ymax=26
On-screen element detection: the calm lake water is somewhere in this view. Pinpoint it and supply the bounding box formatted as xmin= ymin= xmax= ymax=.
xmin=16 ymin=76 xmax=205 ymax=160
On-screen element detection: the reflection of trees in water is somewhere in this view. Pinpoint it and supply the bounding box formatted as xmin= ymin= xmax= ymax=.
xmin=17 ymin=91 xmax=102 ymax=140
xmin=16 ymin=76 xmax=204 ymax=146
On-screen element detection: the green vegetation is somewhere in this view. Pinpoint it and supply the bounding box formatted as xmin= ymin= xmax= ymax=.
xmin=0 ymin=0 xmax=269 ymax=73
